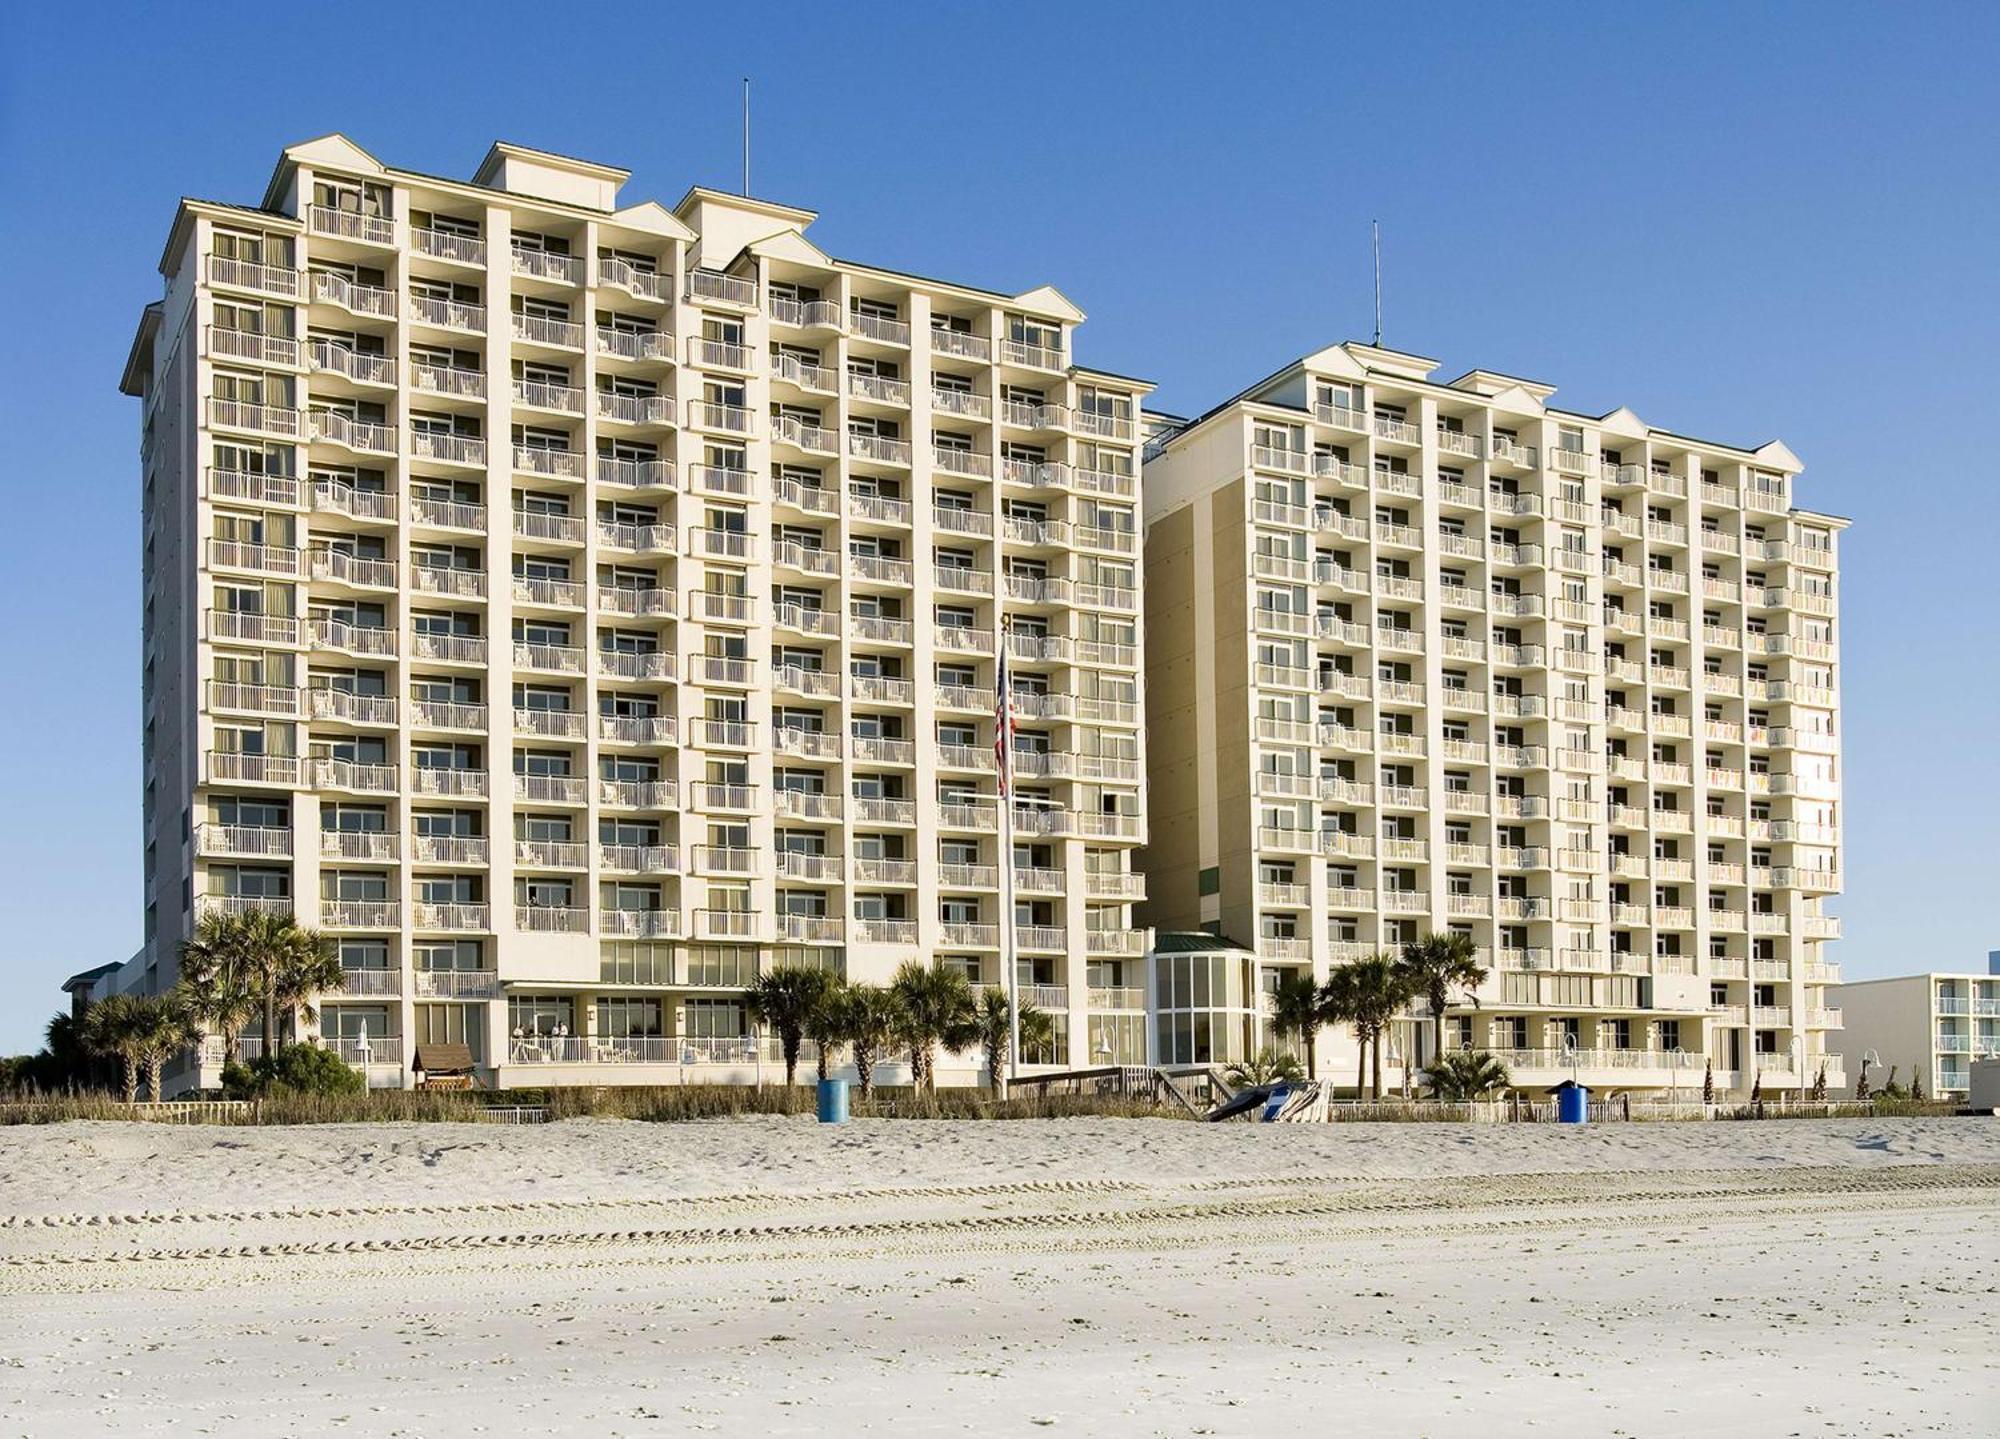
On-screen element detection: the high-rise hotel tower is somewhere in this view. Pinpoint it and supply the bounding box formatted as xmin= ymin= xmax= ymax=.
xmin=1138 ymin=343 xmax=1845 ymax=1096
xmin=120 ymin=135 xmax=1152 ymax=1087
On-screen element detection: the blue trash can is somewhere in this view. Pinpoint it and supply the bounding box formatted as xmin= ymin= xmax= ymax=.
xmin=1555 ymin=1082 xmax=1589 ymax=1124
xmin=816 ymin=1077 xmax=850 ymax=1124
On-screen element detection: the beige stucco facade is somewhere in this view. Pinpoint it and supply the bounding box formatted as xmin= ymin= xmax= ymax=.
xmin=119 ymin=135 xmax=1152 ymax=1090
xmin=1138 ymin=342 xmax=1847 ymax=1097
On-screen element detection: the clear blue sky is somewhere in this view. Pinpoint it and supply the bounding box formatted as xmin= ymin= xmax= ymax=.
xmin=2 ymin=3 xmax=1995 ymax=1052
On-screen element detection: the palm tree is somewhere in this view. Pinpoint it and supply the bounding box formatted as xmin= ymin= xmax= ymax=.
xmin=129 ymin=998 xmax=199 ymax=1102
xmin=1423 ymin=1048 xmax=1510 ymax=1102
xmin=1321 ymin=952 xmax=1414 ymax=1100
xmin=176 ymin=910 xmax=263 ymax=1061
xmin=744 ymin=965 xmax=836 ymax=1085
xmin=1395 ymin=931 xmax=1488 ymax=1070
xmin=270 ymin=934 xmax=346 ymax=1045
xmin=41 ymin=1011 xmax=97 ymax=1091
xmin=971 ymin=988 xmax=1051 ymax=1092
xmin=843 ymin=983 xmax=903 ymax=1099
xmin=802 ymin=976 xmax=852 ymax=1083
xmin=180 ymin=910 xmax=334 ymax=1057
xmin=1017 ymin=1005 xmax=1056 ymax=1067
xmin=888 ymin=961 xmax=978 ymax=1092
xmin=79 ymin=995 xmax=148 ymax=1103
xmin=1266 ymin=970 xmax=1324 ymax=1077
xmin=1224 ymin=1049 xmax=1305 ymax=1087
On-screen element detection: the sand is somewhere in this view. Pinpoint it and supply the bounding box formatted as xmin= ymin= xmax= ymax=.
xmin=1 ymin=1116 xmax=1995 ymax=1436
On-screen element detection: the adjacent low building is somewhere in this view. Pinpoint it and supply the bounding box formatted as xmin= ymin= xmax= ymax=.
xmin=1837 ymin=964 xmax=2000 ymax=1099
xmin=1138 ymin=342 xmax=1847 ymax=1098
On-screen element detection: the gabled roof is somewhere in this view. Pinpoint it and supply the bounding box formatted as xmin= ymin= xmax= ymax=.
xmin=1448 ymin=368 xmax=1557 ymax=402
xmin=1596 ymin=404 xmax=1649 ymax=438
xmin=744 ymin=226 xmax=834 ymax=268
xmin=61 ymin=962 xmax=124 ymax=993
xmin=262 ymin=133 xmax=383 ymax=208
xmin=606 ymin=198 xmax=697 ymax=243
xmin=1478 ymin=383 xmax=1549 ymax=417
xmin=475 ymin=140 xmax=630 ymax=188
xmin=1009 ymin=284 xmax=1085 ymax=324
xmin=119 ymin=303 xmax=162 ymax=398
xmin=1754 ymin=439 xmax=1804 ymax=473
xmin=673 ymin=185 xmax=818 ymax=228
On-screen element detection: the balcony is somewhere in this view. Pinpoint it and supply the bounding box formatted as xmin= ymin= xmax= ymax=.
xmin=410 ymin=294 xmax=486 ymax=332
xmin=413 ymin=970 xmax=500 ymax=1000
xmin=204 ymin=750 xmax=302 ymax=786
xmin=514 ymin=772 xmax=588 ymax=805
xmin=307 ymin=339 xmax=396 ymax=388
xmin=513 ymin=641 xmax=585 ymax=674
xmin=686 ymin=269 xmax=757 ymax=308
xmin=209 ymin=397 xmax=302 ymax=439
xmin=852 ymin=311 xmax=912 ymax=346
xmin=410 ymin=766 xmax=488 ymax=798
xmin=308 ymin=619 xmax=395 ymax=658
xmin=193 ymin=823 xmax=293 ymax=858
xmin=848 ymin=372 xmax=909 ymax=407
xmin=410 ymin=835 xmax=485 ymax=865
xmin=779 ymin=914 xmax=846 ymax=944
xmin=517 ymin=906 xmax=590 ymax=935
xmin=775 ymin=789 xmax=843 ymax=821
xmin=413 ymin=903 xmax=491 ymax=933
xmin=600 ymin=713 xmax=676 ymax=745
xmin=321 ymin=900 xmax=400 ymax=929
xmin=512 ymin=312 xmax=584 ymax=349
xmin=310 ymin=270 xmax=395 ymax=318
xmin=772 ymin=414 xmax=839 ymax=455
xmin=410 ymin=632 xmax=485 ymax=665
xmin=208 ymin=680 xmax=301 ymax=718
xmin=209 ymin=325 xmax=301 ymax=368
xmin=596 ymin=520 xmax=675 ymax=553
xmin=598 ymin=456 xmax=675 ymax=490
xmin=601 ymin=909 xmax=680 ymax=939
xmin=308 ymin=549 xmax=397 ymax=589
xmin=597 ymin=326 xmax=674 ymax=364
xmin=312 ymin=758 xmax=399 ymax=794
xmin=600 ymin=778 xmax=680 ymax=810
xmin=310 ymin=410 xmax=394 ymax=455
xmin=207 ymin=254 xmax=298 ymax=297
xmin=601 ymin=843 xmax=680 ymax=875
xmin=767 ymin=294 xmax=844 ymax=331
xmin=933 ymin=446 xmax=993 ymax=478
xmin=308 ymin=688 xmax=397 ymax=726
xmin=596 ymin=256 xmax=667 ymax=300
xmin=597 ymin=648 xmax=676 ymax=681
xmin=513 ymin=377 xmax=585 ymax=416
xmin=309 ymin=203 xmax=395 ymax=247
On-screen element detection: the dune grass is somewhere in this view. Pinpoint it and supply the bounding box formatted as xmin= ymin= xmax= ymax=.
xmin=0 ymin=1085 xmax=1187 ymax=1125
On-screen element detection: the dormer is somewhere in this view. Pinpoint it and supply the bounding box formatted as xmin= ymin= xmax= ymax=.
xmin=473 ymin=142 xmax=629 ymax=211
xmin=673 ymin=188 xmax=819 ymax=272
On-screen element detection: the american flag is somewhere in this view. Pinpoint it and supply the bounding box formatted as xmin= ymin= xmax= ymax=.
xmin=995 ymin=638 xmax=1015 ymax=798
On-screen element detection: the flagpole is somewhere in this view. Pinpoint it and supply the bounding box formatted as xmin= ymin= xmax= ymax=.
xmin=997 ymin=629 xmax=1019 ymax=1101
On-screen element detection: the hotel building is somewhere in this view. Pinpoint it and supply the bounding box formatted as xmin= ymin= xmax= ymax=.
xmin=118 ymin=134 xmax=1152 ymax=1089
xmin=1138 ymin=343 xmax=1846 ymax=1096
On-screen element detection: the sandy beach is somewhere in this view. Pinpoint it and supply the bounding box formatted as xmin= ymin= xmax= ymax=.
xmin=1 ymin=1116 xmax=1995 ymax=1436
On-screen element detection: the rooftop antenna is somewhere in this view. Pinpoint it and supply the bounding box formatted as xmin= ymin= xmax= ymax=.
xmin=1372 ymin=219 xmax=1382 ymax=346
xmin=741 ymin=78 xmax=751 ymax=195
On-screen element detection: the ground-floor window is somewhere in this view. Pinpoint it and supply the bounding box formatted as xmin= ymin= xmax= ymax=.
xmin=508 ymin=995 xmax=574 ymax=1037
xmin=597 ymin=997 xmax=664 ymax=1038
